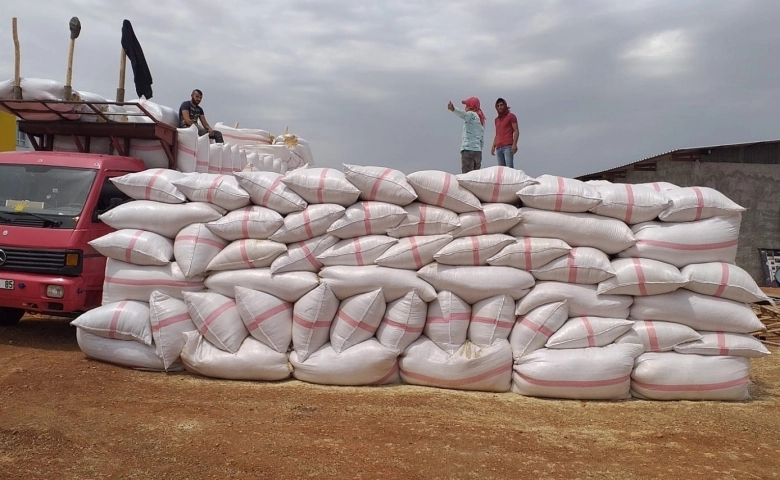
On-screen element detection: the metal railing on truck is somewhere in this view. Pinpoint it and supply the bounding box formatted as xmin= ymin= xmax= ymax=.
xmin=0 ymin=99 xmax=178 ymax=168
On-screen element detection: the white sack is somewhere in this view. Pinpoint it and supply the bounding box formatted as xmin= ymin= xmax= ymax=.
xmin=292 ymin=283 xmax=339 ymax=361
xmin=517 ymin=175 xmax=601 ymax=213
xmin=205 ymin=206 xmax=283 ymax=241
xmin=149 ymin=291 xmax=197 ymax=371
xmin=99 ymin=201 xmax=223 ymax=239
xmin=290 ymin=339 xmax=400 ymax=386
xmin=102 ymin=259 xmax=205 ymax=304
xmin=659 ymin=186 xmax=746 ymax=222
xmin=234 ymin=286 xmax=293 ymax=354
xmin=597 ymin=258 xmax=688 ymax=296
xmin=546 ymin=316 xmax=633 ymax=349
xmin=530 ymin=247 xmax=615 ymax=285
xmin=320 ymin=265 xmax=437 ymax=302
xmin=234 ymin=171 xmax=308 ymax=214
xmin=456 ymin=166 xmax=537 ymax=203
xmin=614 ymin=320 xmax=701 ymax=353
xmin=71 ymin=300 xmax=152 ymax=345
xmin=174 ymin=223 xmax=228 ymax=278
xmin=618 ymin=216 xmax=741 ymax=268
xmin=433 ymin=234 xmax=515 ymax=266
xmin=180 ymin=332 xmax=291 ymax=381
xmin=171 ymin=173 xmax=251 ymax=211
xmin=183 ymin=291 xmax=248 ymax=354
xmin=89 ymin=229 xmax=174 ymax=266
xmin=515 ymin=281 xmax=632 ymax=318
xmin=316 ymin=235 xmax=397 ymax=267
xmin=76 ymin=329 xmax=169 ymax=371
xmin=681 ymin=262 xmax=771 ymax=304
xmin=589 ymin=182 xmax=671 ymax=224
xmin=417 ymin=264 xmax=534 ymax=305
xmin=375 ymin=234 xmax=453 ymax=270
xmin=205 ymin=269 xmax=319 ymax=303
xmin=110 ymin=169 xmax=187 ymax=203
xmin=269 ymin=204 xmax=346 ymax=243
xmin=270 ymin=234 xmax=339 ymax=274
xmin=673 ymin=331 xmax=771 ymax=358
xmin=326 ymin=201 xmax=407 ymax=239
xmin=509 ymin=301 xmax=569 ymax=360
xmin=487 ymin=237 xmax=572 ymax=271
xmin=281 ymin=168 xmax=361 ymax=206
xmin=629 ymin=290 xmax=765 ymax=333
xmin=330 ymin=290 xmax=385 ymax=353
xmin=343 ymin=164 xmax=418 ymax=206
xmin=406 ymin=170 xmax=482 ymax=213
xmin=176 ymin=125 xmax=199 ymax=173
xmin=510 ymin=208 xmax=635 ymax=255
xmin=386 ymin=202 xmax=460 ymax=238
xmin=451 ymin=204 xmax=521 ymax=237
xmin=469 ymin=295 xmax=516 ymax=347
xmin=512 ymin=343 xmax=643 ymax=400
xmin=631 ymin=352 xmax=750 ymax=401
xmin=400 ymin=338 xmax=513 ymax=392
xmin=424 ymin=291 xmax=471 ymax=355
xmin=375 ymin=291 xmax=428 ymax=352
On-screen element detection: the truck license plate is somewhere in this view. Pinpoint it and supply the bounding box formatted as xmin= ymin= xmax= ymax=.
xmin=0 ymin=279 xmax=13 ymax=290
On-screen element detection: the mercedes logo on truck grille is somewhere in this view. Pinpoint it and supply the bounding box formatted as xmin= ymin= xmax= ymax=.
xmin=0 ymin=250 xmax=6 ymax=266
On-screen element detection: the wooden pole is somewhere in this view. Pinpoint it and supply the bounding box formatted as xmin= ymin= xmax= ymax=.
xmin=63 ymin=17 xmax=81 ymax=100
xmin=116 ymin=49 xmax=126 ymax=102
xmin=12 ymin=17 xmax=22 ymax=100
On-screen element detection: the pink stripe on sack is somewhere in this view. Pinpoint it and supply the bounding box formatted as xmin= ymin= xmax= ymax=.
xmin=524 ymin=237 xmax=533 ymax=270
xmin=623 ymin=184 xmax=635 ymax=223
xmin=239 ymin=241 xmax=253 ymax=268
xmin=246 ymin=302 xmax=293 ymax=332
xmin=644 ymin=320 xmax=660 ymax=352
xmin=403 ymin=363 xmax=512 ymax=387
xmin=241 ymin=209 xmax=251 ymax=239
xmin=632 ymin=375 xmax=749 ymax=392
xmin=435 ymin=175 xmax=452 ymax=207
xmin=518 ymin=373 xmax=630 ymax=388
xmin=353 ymin=237 xmax=364 ymax=266
xmin=471 ymin=316 xmax=514 ymax=329
xmin=302 ymin=209 xmax=314 ymax=239
xmin=108 ymin=301 xmax=128 ymax=339
xmin=650 ymin=183 xmax=661 ymax=191
xmin=713 ymin=263 xmax=730 ymax=297
xmin=632 ymin=258 xmax=648 ymax=296
xmin=409 ymin=237 xmax=423 ymax=269
xmin=198 ymin=300 xmax=235 ymax=334
xmin=206 ymin=175 xmax=223 ymax=204
xmin=152 ymin=312 xmax=192 ymax=331
xmin=567 ymin=250 xmax=578 ymax=283
xmin=417 ymin=205 xmax=428 ymax=236
xmin=293 ymin=315 xmax=332 ymax=329
xmin=717 ymin=331 xmax=730 ymax=355
xmin=491 ymin=167 xmax=504 ymax=203
xmin=381 ymin=317 xmax=425 ymax=333
xmin=554 ymin=177 xmax=565 ymax=211
xmin=478 ymin=210 xmax=488 ymax=235
xmin=519 ymin=318 xmax=555 ymax=337
xmin=471 ymin=236 xmax=480 ymax=265
xmin=317 ymin=169 xmax=328 ymax=204
xmin=177 ymin=143 xmax=196 ymax=157
xmin=582 ymin=316 xmax=596 ymax=347
xmin=261 ymin=177 xmax=282 ymax=206
xmin=693 ymin=187 xmax=704 ymax=221
xmin=177 ymin=234 xmax=226 ymax=249
xmin=298 ymin=240 xmax=321 ymax=270
xmin=371 ymin=362 xmax=400 ymax=386
xmin=637 ymin=239 xmax=738 ymax=251
xmin=105 ymin=276 xmax=202 ymax=288
xmin=369 ymin=169 xmax=393 ymax=200
xmin=144 ymin=169 xmax=166 ymax=200
xmin=124 ymin=230 xmax=145 ymax=263
xmin=362 ymin=202 xmax=373 ymax=235
xmin=426 ymin=312 xmax=471 ymax=323
xmin=337 ymin=310 xmax=376 ymax=332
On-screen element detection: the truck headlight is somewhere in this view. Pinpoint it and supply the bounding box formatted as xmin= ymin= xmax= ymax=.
xmin=46 ymin=285 xmax=65 ymax=298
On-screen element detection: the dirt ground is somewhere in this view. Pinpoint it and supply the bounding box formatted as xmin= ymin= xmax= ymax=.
xmin=1 ymin=316 xmax=779 ymax=480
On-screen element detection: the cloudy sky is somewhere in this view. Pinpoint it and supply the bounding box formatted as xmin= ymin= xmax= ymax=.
xmin=1 ymin=0 xmax=778 ymax=177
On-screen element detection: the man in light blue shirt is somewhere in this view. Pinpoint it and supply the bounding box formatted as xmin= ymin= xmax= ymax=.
xmin=448 ymin=97 xmax=485 ymax=173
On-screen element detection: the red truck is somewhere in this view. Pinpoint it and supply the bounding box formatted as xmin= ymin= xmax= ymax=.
xmin=0 ymin=99 xmax=178 ymax=325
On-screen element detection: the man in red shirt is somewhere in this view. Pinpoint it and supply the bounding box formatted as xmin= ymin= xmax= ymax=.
xmin=490 ymin=98 xmax=519 ymax=168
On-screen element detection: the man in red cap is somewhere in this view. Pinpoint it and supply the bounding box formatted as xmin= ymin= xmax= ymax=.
xmin=448 ymin=97 xmax=485 ymax=173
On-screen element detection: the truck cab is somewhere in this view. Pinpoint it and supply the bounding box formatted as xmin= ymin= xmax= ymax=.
xmin=0 ymin=151 xmax=145 ymax=324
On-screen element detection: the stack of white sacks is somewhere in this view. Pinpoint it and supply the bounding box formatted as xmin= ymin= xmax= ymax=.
xmin=0 ymin=77 xmax=312 ymax=174
xmin=70 ymin=165 xmax=771 ymax=400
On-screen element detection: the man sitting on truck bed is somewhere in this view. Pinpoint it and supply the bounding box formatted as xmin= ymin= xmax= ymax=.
xmin=179 ymin=89 xmax=224 ymax=143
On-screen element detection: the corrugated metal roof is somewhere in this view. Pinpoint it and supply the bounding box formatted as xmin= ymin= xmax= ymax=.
xmin=577 ymin=139 xmax=780 ymax=180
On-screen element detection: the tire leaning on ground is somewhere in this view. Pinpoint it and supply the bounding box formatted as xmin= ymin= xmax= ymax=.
xmin=0 ymin=307 xmax=25 ymax=326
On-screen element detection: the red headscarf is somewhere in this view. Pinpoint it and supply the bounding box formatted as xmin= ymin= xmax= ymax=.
xmin=462 ymin=97 xmax=486 ymax=126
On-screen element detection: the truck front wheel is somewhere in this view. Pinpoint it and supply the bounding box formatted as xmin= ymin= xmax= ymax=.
xmin=0 ymin=307 xmax=25 ymax=326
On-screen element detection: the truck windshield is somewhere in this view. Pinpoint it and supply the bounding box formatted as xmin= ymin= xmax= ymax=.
xmin=0 ymin=165 xmax=97 ymax=227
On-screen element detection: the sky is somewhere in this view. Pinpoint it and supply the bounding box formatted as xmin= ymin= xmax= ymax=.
xmin=1 ymin=0 xmax=779 ymax=177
